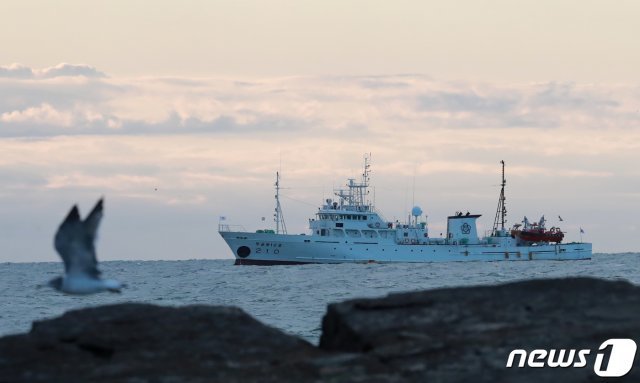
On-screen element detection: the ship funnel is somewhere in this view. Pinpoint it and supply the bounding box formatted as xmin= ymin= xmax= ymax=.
xmin=446 ymin=213 xmax=481 ymax=245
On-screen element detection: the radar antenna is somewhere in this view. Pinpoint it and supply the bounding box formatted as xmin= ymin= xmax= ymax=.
xmin=492 ymin=160 xmax=507 ymax=236
xmin=274 ymin=171 xmax=287 ymax=234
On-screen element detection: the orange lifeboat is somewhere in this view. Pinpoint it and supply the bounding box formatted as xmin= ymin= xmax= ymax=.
xmin=511 ymin=225 xmax=564 ymax=243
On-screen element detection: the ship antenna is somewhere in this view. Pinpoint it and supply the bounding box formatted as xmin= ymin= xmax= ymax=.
xmin=274 ymin=171 xmax=287 ymax=234
xmin=412 ymin=165 xmax=416 ymax=209
xmin=492 ymin=160 xmax=507 ymax=236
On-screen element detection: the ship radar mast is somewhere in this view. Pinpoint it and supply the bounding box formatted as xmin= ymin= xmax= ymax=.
xmin=274 ymin=171 xmax=287 ymax=234
xmin=357 ymin=153 xmax=372 ymax=207
xmin=334 ymin=153 xmax=372 ymax=212
xmin=492 ymin=160 xmax=507 ymax=236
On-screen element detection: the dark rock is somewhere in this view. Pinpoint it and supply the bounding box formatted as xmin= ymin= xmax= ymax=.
xmin=0 ymin=304 xmax=386 ymax=382
xmin=1 ymin=278 xmax=639 ymax=382
xmin=320 ymin=277 xmax=640 ymax=382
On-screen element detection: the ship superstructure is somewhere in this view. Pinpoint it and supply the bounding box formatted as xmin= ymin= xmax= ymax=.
xmin=219 ymin=157 xmax=591 ymax=265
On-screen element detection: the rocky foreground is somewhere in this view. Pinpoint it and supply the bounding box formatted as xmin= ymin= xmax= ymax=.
xmin=1 ymin=277 xmax=639 ymax=382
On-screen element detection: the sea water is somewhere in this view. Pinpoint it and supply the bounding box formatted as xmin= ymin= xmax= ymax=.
xmin=1 ymin=253 xmax=638 ymax=344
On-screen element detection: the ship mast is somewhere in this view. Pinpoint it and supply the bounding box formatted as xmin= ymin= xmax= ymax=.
xmin=356 ymin=154 xmax=371 ymax=207
xmin=334 ymin=153 xmax=372 ymax=211
xmin=274 ymin=171 xmax=287 ymax=234
xmin=492 ymin=160 xmax=507 ymax=236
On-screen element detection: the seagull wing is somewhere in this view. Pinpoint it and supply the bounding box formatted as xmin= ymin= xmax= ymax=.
xmin=54 ymin=205 xmax=81 ymax=273
xmin=83 ymin=198 xmax=104 ymax=273
xmin=54 ymin=201 xmax=102 ymax=278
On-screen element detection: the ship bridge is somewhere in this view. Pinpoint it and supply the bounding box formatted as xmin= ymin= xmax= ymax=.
xmin=309 ymin=155 xmax=397 ymax=239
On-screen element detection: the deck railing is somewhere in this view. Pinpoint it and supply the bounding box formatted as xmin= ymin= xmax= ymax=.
xmin=218 ymin=224 xmax=247 ymax=232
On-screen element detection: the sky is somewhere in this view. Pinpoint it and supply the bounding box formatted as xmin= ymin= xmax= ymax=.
xmin=1 ymin=1 xmax=639 ymax=262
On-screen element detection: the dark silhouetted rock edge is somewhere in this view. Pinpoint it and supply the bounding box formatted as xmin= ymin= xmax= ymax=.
xmin=320 ymin=277 xmax=640 ymax=382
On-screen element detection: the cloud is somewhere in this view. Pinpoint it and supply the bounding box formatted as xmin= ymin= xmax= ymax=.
xmin=46 ymin=172 xmax=158 ymax=191
xmin=0 ymin=103 xmax=74 ymax=126
xmin=0 ymin=63 xmax=106 ymax=79
xmin=1 ymin=66 xmax=637 ymax=138
xmin=0 ymin=63 xmax=33 ymax=78
xmin=531 ymin=82 xmax=619 ymax=109
xmin=418 ymin=90 xmax=518 ymax=113
xmin=37 ymin=63 xmax=106 ymax=78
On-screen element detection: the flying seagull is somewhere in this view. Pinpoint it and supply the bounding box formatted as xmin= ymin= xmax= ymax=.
xmin=49 ymin=198 xmax=123 ymax=294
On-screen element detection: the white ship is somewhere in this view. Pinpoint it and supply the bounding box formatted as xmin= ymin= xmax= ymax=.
xmin=219 ymin=157 xmax=591 ymax=265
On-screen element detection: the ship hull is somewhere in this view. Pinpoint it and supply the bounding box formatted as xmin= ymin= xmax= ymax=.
xmin=219 ymin=231 xmax=592 ymax=264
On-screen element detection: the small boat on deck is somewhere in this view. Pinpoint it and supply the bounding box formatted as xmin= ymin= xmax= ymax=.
xmin=510 ymin=216 xmax=564 ymax=244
